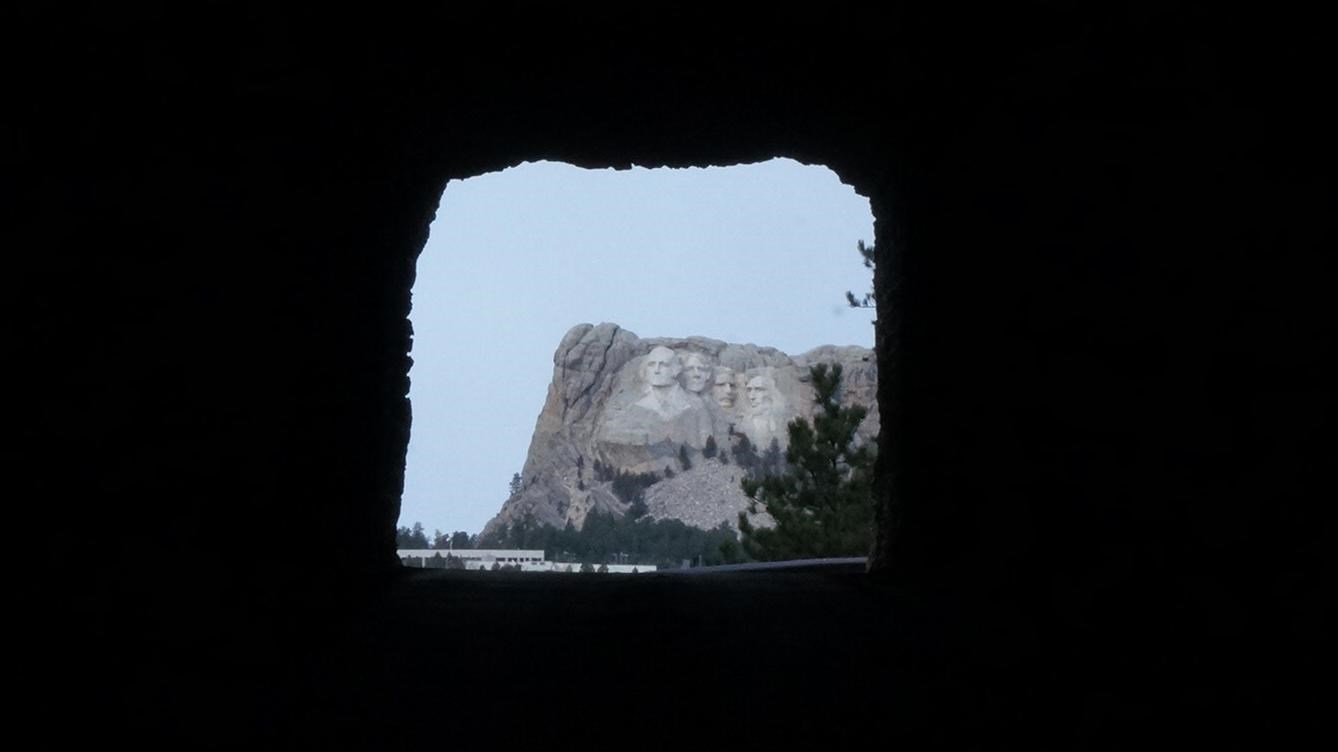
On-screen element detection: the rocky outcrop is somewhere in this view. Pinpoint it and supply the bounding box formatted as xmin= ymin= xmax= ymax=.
xmin=483 ymin=323 xmax=878 ymax=535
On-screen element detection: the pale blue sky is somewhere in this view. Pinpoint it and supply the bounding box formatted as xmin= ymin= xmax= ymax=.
xmin=400 ymin=158 xmax=875 ymax=536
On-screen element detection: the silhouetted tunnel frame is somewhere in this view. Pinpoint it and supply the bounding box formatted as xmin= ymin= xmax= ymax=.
xmin=396 ymin=154 xmax=893 ymax=574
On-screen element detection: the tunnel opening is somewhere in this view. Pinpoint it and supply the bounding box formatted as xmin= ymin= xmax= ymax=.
xmin=397 ymin=157 xmax=881 ymax=573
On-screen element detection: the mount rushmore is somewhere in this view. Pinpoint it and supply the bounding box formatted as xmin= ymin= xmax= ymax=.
xmin=481 ymin=323 xmax=878 ymax=536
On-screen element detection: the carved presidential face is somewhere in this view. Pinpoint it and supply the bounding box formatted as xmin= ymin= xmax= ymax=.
xmin=746 ymin=375 xmax=775 ymax=410
xmin=642 ymin=346 xmax=682 ymax=387
xmin=713 ymin=367 xmax=737 ymax=408
xmin=682 ymin=353 xmax=710 ymax=393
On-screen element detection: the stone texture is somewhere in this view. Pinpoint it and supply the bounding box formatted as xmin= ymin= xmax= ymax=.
xmin=643 ymin=461 xmax=775 ymax=533
xmin=483 ymin=324 xmax=876 ymax=535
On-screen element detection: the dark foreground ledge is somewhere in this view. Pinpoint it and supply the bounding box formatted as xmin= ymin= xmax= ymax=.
xmin=70 ymin=564 xmax=1283 ymax=748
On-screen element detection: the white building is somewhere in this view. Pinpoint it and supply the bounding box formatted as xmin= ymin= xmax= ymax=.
xmin=397 ymin=549 xmax=657 ymax=573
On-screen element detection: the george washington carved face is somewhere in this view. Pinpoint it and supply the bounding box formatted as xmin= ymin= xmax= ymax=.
xmin=642 ymin=346 xmax=682 ymax=387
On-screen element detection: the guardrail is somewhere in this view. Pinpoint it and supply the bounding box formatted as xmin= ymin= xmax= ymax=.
xmin=655 ymin=557 xmax=868 ymax=574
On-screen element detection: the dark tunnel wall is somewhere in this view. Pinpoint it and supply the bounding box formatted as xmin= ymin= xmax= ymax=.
xmin=14 ymin=4 xmax=1328 ymax=741
xmin=20 ymin=5 xmax=905 ymax=594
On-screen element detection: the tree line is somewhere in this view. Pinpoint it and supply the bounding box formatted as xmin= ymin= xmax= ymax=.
xmin=397 ymin=511 xmax=742 ymax=569
xmin=394 ymin=523 xmax=474 ymax=551
xmin=476 ymin=509 xmax=743 ymax=569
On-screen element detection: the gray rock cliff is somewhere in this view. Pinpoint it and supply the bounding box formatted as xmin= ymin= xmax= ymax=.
xmin=482 ymin=323 xmax=878 ymax=536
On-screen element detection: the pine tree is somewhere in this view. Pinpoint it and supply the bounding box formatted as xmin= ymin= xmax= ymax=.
xmin=627 ymin=497 xmax=648 ymax=520
xmin=844 ymin=240 xmax=877 ymax=324
xmin=732 ymin=433 xmax=759 ymax=475
xmin=509 ymin=472 xmax=523 ymax=496
xmin=703 ymin=435 xmax=718 ymax=459
xmin=738 ymin=363 xmax=876 ymax=561
xmin=397 ymin=521 xmax=430 ymax=549
xmin=611 ymin=470 xmax=659 ymax=505
xmin=678 ymin=444 xmax=692 ymax=471
xmin=762 ymin=438 xmax=784 ymax=476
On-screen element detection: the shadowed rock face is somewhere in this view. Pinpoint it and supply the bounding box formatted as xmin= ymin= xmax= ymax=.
xmin=484 ymin=323 xmax=876 ymax=534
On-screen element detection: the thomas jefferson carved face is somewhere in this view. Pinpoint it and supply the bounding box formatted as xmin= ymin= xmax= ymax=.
xmin=642 ymin=346 xmax=682 ymax=387
xmin=682 ymin=353 xmax=710 ymax=393
xmin=746 ymin=375 xmax=776 ymax=411
xmin=713 ymin=367 xmax=737 ymax=408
